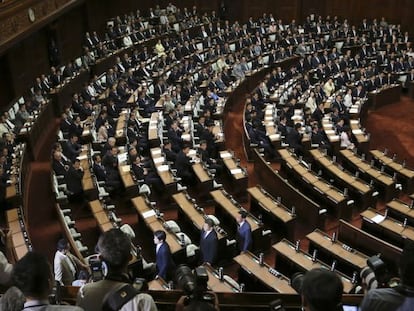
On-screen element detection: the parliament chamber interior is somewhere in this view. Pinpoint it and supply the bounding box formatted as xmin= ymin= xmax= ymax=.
xmin=1 ymin=0 xmax=414 ymax=310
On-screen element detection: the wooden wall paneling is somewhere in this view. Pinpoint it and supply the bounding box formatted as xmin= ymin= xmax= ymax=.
xmin=300 ymin=0 xmax=327 ymax=20
xmin=6 ymin=29 xmax=49 ymax=97
xmin=55 ymin=5 xmax=86 ymax=64
xmin=0 ymin=56 xmax=14 ymax=110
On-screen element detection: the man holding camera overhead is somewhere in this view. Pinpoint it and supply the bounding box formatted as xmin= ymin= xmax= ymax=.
xmin=77 ymin=229 xmax=157 ymax=311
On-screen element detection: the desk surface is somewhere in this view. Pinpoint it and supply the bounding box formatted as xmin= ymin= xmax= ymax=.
xmin=210 ymin=190 xmax=260 ymax=231
xmin=131 ymin=196 xmax=183 ymax=254
xmin=306 ymin=230 xmax=368 ymax=270
xmin=247 ymin=187 xmax=294 ymax=223
xmin=273 ymin=240 xmax=354 ymax=293
xmin=361 ymin=209 xmax=414 ymax=241
xmin=234 ymin=252 xmax=296 ymax=294
xmin=387 ymin=200 xmax=414 ymax=218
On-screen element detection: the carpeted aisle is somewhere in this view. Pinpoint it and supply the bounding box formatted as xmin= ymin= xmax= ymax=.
xmin=365 ymin=96 xmax=414 ymax=167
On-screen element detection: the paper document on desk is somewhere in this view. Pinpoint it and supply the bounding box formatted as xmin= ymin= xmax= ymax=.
xmin=371 ymin=214 xmax=385 ymax=224
xmin=142 ymin=209 xmax=156 ymax=219
xmin=118 ymin=153 xmax=127 ymax=163
xmin=231 ymin=168 xmax=242 ymax=175
xmin=220 ymin=151 xmax=232 ymax=159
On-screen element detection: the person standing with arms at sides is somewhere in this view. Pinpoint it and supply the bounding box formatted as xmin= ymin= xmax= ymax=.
xmin=154 ymin=230 xmax=176 ymax=281
xmin=236 ymin=211 xmax=252 ymax=252
xmin=200 ymin=218 xmax=218 ymax=265
xmin=54 ymin=238 xmax=89 ymax=286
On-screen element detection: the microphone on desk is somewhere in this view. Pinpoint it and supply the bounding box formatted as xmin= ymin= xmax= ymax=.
xmin=330 ymin=260 xmax=337 ymax=271
xmin=259 ymin=253 xmax=264 ymax=266
xmin=402 ymin=160 xmax=406 ymax=168
xmin=410 ymin=201 xmax=414 ymax=209
xmin=295 ymin=240 xmax=300 ymax=252
xmin=403 ymin=218 xmax=408 ymax=228
xmin=344 ymin=188 xmax=349 ymax=197
xmin=312 ymin=249 xmax=317 ymax=262
xmin=291 ymin=206 xmax=296 ymax=216
xmin=218 ymin=267 xmax=224 ymax=281
xmin=384 ymin=209 xmax=388 ymax=218
xmin=239 ymin=283 xmax=245 ymax=292
xmin=393 ymin=153 xmax=397 ymax=161
xmin=351 ymin=271 xmax=358 ymax=284
xmin=331 ymin=232 xmax=337 ymax=243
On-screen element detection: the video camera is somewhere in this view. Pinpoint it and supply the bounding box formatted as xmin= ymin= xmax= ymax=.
xmin=175 ymin=265 xmax=217 ymax=309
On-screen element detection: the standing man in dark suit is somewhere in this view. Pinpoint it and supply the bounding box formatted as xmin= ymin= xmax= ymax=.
xmin=154 ymin=230 xmax=175 ymax=281
xmin=199 ymin=218 xmax=218 ymax=265
xmin=236 ymin=211 xmax=252 ymax=253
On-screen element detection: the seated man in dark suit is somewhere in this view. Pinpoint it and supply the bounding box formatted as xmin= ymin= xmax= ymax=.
xmin=199 ymin=218 xmax=218 ymax=265
xmin=198 ymin=140 xmax=223 ymax=175
xmin=92 ymin=154 xmax=106 ymax=182
xmin=286 ymin=123 xmax=304 ymax=156
xmin=174 ymin=144 xmax=196 ymax=186
xmin=154 ymin=230 xmax=175 ymax=281
xmin=236 ymin=211 xmax=252 ymax=253
xmin=162 ymin=140 xmax=177 ymax=163
xmin=66 ymin=159 xmax=84 ymax=202
xmin=52 ymin=150 xmax=70 ymax=177
xmin=64 ymin=134 xmax=82 ymax=162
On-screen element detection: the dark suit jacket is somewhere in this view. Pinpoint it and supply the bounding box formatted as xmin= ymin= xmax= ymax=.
xmin=237 ymin=221 xmax=252 ymax=252
xmin=66 ymin=167 xmax=84 ymax=194
xmin=93 ymin=163 xmax=106 ymax=182
xmin=199 ymin=230 xmax=218 ymax=264
xmin=156 ymin=242 xmax=175 ymax=280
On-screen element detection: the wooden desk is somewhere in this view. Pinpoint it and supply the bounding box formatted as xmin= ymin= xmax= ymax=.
xmin=118 ymin=163 xmax=140 ymax=198
xmin=252 ymin=149 xmax=324 ymax=234
xmin=234 ymin=251 xmax=296 ymax=294
xmin=203 ymin=263 xmax=240 ymax=293
xmin=306 ymin=230 xmax=369 ymax=271
xmin=338 ymin=219 xmax=401 ymax=275
xmin=386 ymin=199 xmax=414 ymax=227
xmin=309 ymin=149 xmax=374 ymax=210
xmin=6 ymin=209 xmax=29 ymax=262
xmin=131 ymin=196 xmax=183 ymax=255
xmin=219 ymin=151 xmax=248 ymax=198
xmin=340 ymin=149 xmax=396 ymax=202
xmin=368 ymin=84 xmax=401 ymax=110
xmin=150 ymin=148 xmax=178 ymax=194
xmin=272 ymin=239 xmax=354 ymax=293
xmin=210 ymin=189 xmax=270 ymax=252
xmin=248 ymin=186 xmax=296 ymax=241
xmin=370 ymin=149 xmax=414 ymax=193
xmin=361 ymin=209 xmax=414 ymax=248
xmin=279 ymin=149 xmax=349 ymax=220
xmin=89 ymin=200 xmax=114 ymax=232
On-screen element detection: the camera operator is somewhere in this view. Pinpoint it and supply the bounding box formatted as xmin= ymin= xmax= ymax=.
xmin=76 ymin=229 xmax=157 ymax=311
xmin=175 ymin=265 xmax=219 ymax=311
xmin=12 ymin=251 xmax=84 ymax=310
xmin=292 ymin=268 xmax=344 ymax=311
xmin=360 ymin=240 xmax=414 ymax=311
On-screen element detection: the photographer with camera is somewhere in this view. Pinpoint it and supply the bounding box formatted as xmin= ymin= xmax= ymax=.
xmin=12 ymin=251 xmax=84 ymax=310
xmin=360 ymin=240 xmax=414 ymax=311
xmin=291 ymin=268 xmax=344 ymax=311
xmin=76 ymin=228 xmax=157 ymax=311
xmin=175 ymin=265 xmax=219 ymax=311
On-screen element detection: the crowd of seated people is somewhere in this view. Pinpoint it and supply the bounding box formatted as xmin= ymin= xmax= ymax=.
xmin=241 ymin=13 xmax=413 ymax=159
